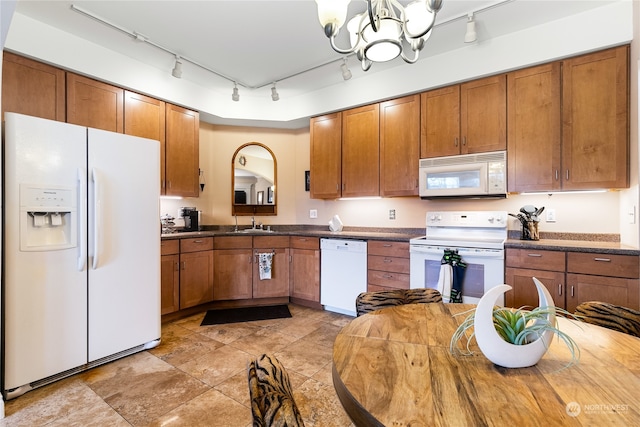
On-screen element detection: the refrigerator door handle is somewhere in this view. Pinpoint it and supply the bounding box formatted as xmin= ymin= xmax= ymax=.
xmin=92 ymin=167 xmax=102 ymax=270
xmin=77 ymin=168 xmax=86 ymax=271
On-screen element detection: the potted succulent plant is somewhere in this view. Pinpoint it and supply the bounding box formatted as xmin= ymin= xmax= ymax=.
xmin=449 ymin=278 xmax=580 ymax=369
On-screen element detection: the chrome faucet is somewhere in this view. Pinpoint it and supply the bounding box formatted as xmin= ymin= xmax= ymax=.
xmin=234 ymin=215 xmax=238 ymax=232
xmin=251 ymin=216 xmax=255 ymax=229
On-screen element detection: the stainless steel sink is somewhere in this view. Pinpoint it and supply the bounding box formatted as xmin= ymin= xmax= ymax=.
xmin=235 ymin=228 xmax=274 ymax=233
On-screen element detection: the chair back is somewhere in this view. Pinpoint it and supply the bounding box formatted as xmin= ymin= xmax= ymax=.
xmin=356 ymin=288 xmax=442 ymax=316
xmin=247 ymin=353 xmax=305 ymax=427
xmin=575 ymin=301 xmax=640 ymax=338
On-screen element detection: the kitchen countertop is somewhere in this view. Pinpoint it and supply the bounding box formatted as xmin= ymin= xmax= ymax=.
xmin=162 ymin=226 xmax=640 ymax=255
xmin=505 ymin=238 xmax=640 ymax=255
xmin=161 ymin=225 xmax=423 ymax=243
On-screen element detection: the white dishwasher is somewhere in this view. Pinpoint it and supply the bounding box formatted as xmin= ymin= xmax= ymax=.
xmin=320 ymin=238 xmax=367 ymax=316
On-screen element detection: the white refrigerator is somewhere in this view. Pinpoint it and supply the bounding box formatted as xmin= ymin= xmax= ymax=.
xmin=2 ymin=112 xmax=161 ymax=399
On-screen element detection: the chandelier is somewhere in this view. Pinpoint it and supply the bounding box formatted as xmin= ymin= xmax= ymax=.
xmin=316 ymin=0 xmax=443 ymax=71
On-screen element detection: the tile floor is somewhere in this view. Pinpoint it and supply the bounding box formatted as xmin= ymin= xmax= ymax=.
xmin=1 ymin=304 xmax=356 ymax=427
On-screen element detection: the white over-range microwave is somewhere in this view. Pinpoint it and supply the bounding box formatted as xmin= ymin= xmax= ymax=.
xmin=418 ymin=150 xmax=507 ymax=199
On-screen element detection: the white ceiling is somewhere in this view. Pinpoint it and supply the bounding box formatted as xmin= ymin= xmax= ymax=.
xmin=10 ymin=0 xmax=619 ymax=126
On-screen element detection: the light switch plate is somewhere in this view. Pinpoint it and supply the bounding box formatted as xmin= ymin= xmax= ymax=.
xmin=309 ymin=209 xmax=318 ymax=219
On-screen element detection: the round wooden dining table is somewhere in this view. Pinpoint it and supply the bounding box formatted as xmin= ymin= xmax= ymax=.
xmin=332 ymin=303 xmax=640 ymax=426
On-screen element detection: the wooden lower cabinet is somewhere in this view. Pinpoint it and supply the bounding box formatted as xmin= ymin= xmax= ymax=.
xmin=505 ymin=248 xmax=640 ymax=312
xmin=289 ymin=236 xmax=320 ymax=303
xmin=179 ymin=238 xmax=214 ymax=309
xmin=253 ymin=236 xmax=290 ymax=299
xmin=367 ymin=240 xmax=410 ymax=292
xmin=213 ymin=236 xmax=253 ymax=300
xmin=160 ymin=239 xmax=180 ymax=315
xmin=505 ymin=267 xmax=566 ymax=309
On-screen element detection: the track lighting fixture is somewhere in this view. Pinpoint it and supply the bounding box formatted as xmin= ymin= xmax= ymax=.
xmin=171 ymin=56 xmax=183 ymax=78
xmin=464 ymin=13 xmax=477 ymax=43
xmin=271 ymin=83 xmax=279 ymax=102
xmin=232 ymin=82 xmax=240 ymax=102
xmin=340 ymin=58 xmax=352 ymax=81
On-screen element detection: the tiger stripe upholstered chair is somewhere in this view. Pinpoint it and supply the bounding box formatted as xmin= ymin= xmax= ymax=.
xmin=574 ymin=301 xmax=640 ymax=338
xmin=247 ymin=353 xmax=305 ymax=427
xmin=355 ymin=288 xmax=443 ymax=317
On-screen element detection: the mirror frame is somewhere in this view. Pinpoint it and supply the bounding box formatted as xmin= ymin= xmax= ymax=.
xmin=232 ymin=142 xmax=277 ymax=216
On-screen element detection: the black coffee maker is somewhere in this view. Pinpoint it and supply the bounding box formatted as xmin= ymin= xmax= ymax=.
xmin=180 ymin=207 xmax=199 ymax=232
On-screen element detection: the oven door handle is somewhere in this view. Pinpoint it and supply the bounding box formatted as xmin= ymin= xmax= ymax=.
xmin=410 ymin=246 xmax=504 ymax=259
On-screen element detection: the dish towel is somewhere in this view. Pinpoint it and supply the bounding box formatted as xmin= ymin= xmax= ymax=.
xmin=437 ymin=263 xmax=453 ymax=303
xmin=258 ymin=253 xmax=273 ymax=280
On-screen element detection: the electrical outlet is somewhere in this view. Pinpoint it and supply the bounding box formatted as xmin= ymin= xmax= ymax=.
xmin=629 ymin=206 xmax=636 ymax=224
xmin=389 ymin=209 xmax=396 ymax=220
xmin=309 ymin=209 xmax=318 ymax=219
xmin=546 ymin=209 xmax=556 ymax=223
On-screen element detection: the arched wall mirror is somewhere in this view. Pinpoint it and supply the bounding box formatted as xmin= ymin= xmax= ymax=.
xmin=232 ymin=142 xmax=277 ymax=216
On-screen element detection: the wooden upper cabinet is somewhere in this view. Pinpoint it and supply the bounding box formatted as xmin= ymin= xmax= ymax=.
xmin=310 ymin=112 xmax=342 ymax=199
xmin=66 ymin=73 xmax=123 ymax=132
xmin=507 ymin=63 xmax=562 ymax=192
xmin=562 ymin=45 xmax=629 ymax=190
xmin=342 ymin=103 xmax=380 ymax=198
xmin=460 ymin=74 xmax=507 ymax=154
xmin=124 ymin=91 xmax=166 ymax=193
xmin=380 ymin=94 xmax=420 ymax=197
xmin=2 ymin=51 xmax=66 ymax=122
xmin=165 ymin=104 xmax=199 ymax=197
xmin=420 ymin=85 xmax=460 ymax=158
xmin=421 ymin=74 xmax=506 ymax=158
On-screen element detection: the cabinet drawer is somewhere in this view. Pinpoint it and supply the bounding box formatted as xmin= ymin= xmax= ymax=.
xmin=368 ymin=240 xmax=409 ymax=258
xmin=368 ymin=270 xmax=410 ymax=290
xmin=161 ymin=239 xmax=180 ymax=255
xmin=290 ymin=236 xmax=319 ymax=250
xmin=506 ymin=248 xmax=565 ymax=271
xmin=368 ymin=255 xmax=410 ymax=274
xmin=214 ymin=235 xmax=253 ymax=250
xmin=567 ymin=252 xmax=640 ymax=279
xmin=253 ymin=235 xmax=289 ymax=249
xmin=180 ymin=237 xmax=213 ymax=253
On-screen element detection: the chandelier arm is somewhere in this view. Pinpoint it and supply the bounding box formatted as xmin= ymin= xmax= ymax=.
xmin=400 ymin=48 xmax=420 ymax=64
xmin=360 ymin=56 xmax=373 ymax=71
xmin=403 ymin=20 xmax=436 ymax=40
xmin=367 ymin=0 xmax=378 ymax=32
xmin=329 ymin=34 xmax=359 ymax=55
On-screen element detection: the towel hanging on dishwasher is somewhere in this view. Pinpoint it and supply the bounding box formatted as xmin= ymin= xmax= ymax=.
xmin=258 ymin=253 xmax=273 ymax=280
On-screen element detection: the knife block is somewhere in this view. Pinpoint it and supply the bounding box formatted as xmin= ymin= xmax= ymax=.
xmin=520 ymin=221 xmax=539 ymax=241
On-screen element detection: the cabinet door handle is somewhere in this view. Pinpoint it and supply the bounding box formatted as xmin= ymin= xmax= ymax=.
xmin=558 ymin=284 xmax=562 ymax=296
xmin=383 ymin=244 xmax=392 ymax=247
xmin=175 ymin=262 xmax=179 ymax=271
xmin=383 ymin=274 xmax=393 ymax=279
xmin=181 ymin=261 xmax=185 ymax=270
xmin=566 ymin=170 xmax=570 ymax=180
xmin=594 ymin=257 xmax=611 ymax=262
xmin=527 ymin=253 xmax=542 ymax=257
xmin=571 ymin=285 xmax=574 ymax=297
xmin=383 ymin=258 xmax=392 ymax=263
xmin=193 ymin=240 xmax=204 ymax=243
xmin=462 ymin=136 xmax=467 ymax=146
xmin=454 ymin=137 xmax=459 ymax=147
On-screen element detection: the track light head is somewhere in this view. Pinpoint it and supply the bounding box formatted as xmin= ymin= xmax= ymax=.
xmin=464 ymin=13 xmax=477 ymax=43
xmin=232 ymin=83 xmax=240 ymax=102
xmin=172 ymin=56 xmax=183 ymax=78
xmin=341 ymin=58 xmax=352 ymax=81
xmin=271 ymin=83 xmax=279 ymax=101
